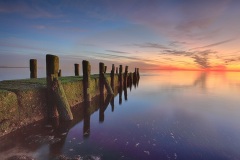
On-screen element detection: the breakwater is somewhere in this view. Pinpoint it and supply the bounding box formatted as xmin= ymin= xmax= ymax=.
xmin=0 ymin=54 xmax=140 ymax=137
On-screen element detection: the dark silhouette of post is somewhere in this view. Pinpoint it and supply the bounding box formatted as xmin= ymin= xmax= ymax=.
xmin=104 ymin=66 xmax=107 ymax=73
xmin=116 ymin=67 xmax=118 ymax=74
xmin=137 ymin=68 xmax=140 ymax=80
xmin=133 ymin=68 xmax=137 ymax=84
xmin=119 ymin=65 xmax=123 ymax=86
xmin=124 ymin=66 xmax=128 ymax=87
xmin=82 ymin=60 xmax=91 ymax=102
xmin=74 ymin=63 xmax=80 ymax=76
xmin=111 ymin=64 xmax=115 ymax=93
xmin=58 ymin=69 xmax=62 ymax=77
xmin=30 ymin=59 xmax=37 ymax=78
xmin=99 ymin=62 xmax=105 ymax=96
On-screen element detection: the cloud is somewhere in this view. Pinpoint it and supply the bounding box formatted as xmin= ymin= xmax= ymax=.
xmin=0 ymin=1 xmax=62 ymax=18
xmin=192 ymin=55 xmax=209 ymax=68
xmin=161 ymin=50 xmax=194 ymax=56
xmin=191 ymin=38 xmax=236 ymax=50
xmin=168 ymin=41 xmax=190 ymax=47
xmin=105 ymin=50 xmax=130 ymax=54
xmin=160 ymin=49 xmax=217 ymax=68
xmin=133 ymin=43 xmax=169 ymax=49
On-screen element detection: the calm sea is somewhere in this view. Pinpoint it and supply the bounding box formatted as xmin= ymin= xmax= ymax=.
xmin=1 ymin=71 xmax=240 ymax=160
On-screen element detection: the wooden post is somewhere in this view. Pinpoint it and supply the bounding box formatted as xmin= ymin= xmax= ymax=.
xmin=103 ymin=74 xmax=114 ymax=95
xmin=99 ymin=62 xmax=105 ymax=96
xmin=30 ymin=59 xmax=37 ymax=78
xmin=99 ymin=62 xmax=104 ymax=122
xmin=111 ymin=64 xmax=115 ymax=93
xmin=74 ymin=63 xmax=80 ymax=76
xmin=58 ymin=69 xmax=62 ymax=77
xmin=51 ymin=75 xmax=73 ymax=121
xmin=124 ymin=66 xmax=128 ymax=87
xmin=104 ymin=66 xmax=107 ymax=73
xmin=46 ymin=54 xmax=59 ymax=118
xmin=128 ymin=72 xmax=133 ymax=87
xmin=137 ymin=68 xmax=140 ymax=80
xmin=133 ymin=68 xmax=137 ymax=84
xmin=46 ymin=54 xmax=73 ymax=121
xmin=119 ymin=65 xmax=123 ymax=86
xmin=82 ymin=60 xmax=91 ymax=102
xmin=116 ymin=67 xmax=118 ymax=74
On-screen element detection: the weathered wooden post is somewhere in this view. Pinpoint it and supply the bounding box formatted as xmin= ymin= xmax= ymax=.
xmin=82 ymin=60 xmax=91 ymax=137
xmin=133 ymin=68 xmax=137 ymax=84
xmin=119 ymin=65 xmax=123 ymax=86
xmin=104 ymin=66 xmax=107 ymax=73
xmin=137 ymin=68 xmax=140 ymax=80
xmin=116 ymin=67 xmax=118 ymax=74
xmin=74 ymin=63 xmax=80 ymax=76
xmin=58 ymin=69 xmax=62 ymax=77
xmin=111 ymin=64 xmax=115 ymax=92
xmin=99 ymin=62 xmax=105 ymax=96
xmin=82 ymin=60 xmax=91 ymax=102
xmin=46 ymin=54 xmax=73 ymax=120
xmin=30 ymin=59 xmax=37 ymax=78
xmin=124 ymin=66 xmax=128 ymax=87
xmin=128 ymin=72 xmax=133 ymax=88
xmin=46 ymin=54 xmax=59 ymax=118
xmin=99 ymin=62 xmax=114 ymax=95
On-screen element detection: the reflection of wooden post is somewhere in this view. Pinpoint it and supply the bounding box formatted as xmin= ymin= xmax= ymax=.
xmin=74 ymin=63 xmax=80 ymax=76
xmin=118 ymin=84 xmax=122 ymax=105
xmin=99 ymin=94 xmax=113 ymax=122
xmin=110 ymin=96 xmax=114 ymax=112
xmin=46 ymin=54 xmax=59 ymax=118
xmin=83 ymin=101 xmax=91 ymax=138
xmin=30 ymin=59 xmax=37 ymax=78
xmin=124 ymin=85 xmax=128 ymax=101
xmin=83 ymin=60 xmax=91 ymax=101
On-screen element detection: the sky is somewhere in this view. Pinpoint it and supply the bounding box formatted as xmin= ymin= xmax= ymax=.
xmin=1 ymin=0 xmax=240 ymax=74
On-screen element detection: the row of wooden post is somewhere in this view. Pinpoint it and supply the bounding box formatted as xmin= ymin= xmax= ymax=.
xmin=29 ymin=55 xmax=140 ymax=121
xmin=30 ymin=59 xmax=140 ymax=81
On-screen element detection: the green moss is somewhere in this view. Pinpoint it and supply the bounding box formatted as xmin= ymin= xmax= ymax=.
xmin=0 ymin=90 xmax=18 ymax=132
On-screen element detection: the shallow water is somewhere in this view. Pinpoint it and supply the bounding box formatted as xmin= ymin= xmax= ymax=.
xmin=1 ymin=71 xmax=240 ymax=160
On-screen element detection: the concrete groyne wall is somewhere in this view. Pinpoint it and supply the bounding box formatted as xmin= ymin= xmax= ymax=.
xmin=0 ymin=74 xmax=118 ymax=137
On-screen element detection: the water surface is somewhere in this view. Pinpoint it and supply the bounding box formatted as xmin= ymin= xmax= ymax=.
xmin=1 ymin=71 xmax=240 ymax=160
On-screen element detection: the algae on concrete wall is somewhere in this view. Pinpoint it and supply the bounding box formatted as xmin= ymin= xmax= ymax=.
xmin=0 ymin=90 xmax=18 ymax=136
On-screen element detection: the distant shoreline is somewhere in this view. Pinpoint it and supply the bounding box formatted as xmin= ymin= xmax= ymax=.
xmin=0 ymin=66 xmax=28 ymax=68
